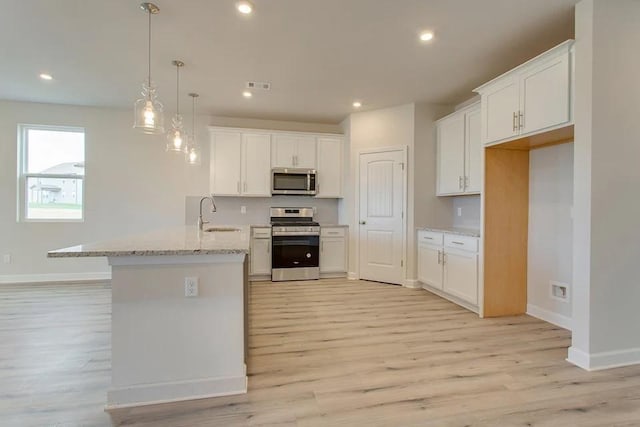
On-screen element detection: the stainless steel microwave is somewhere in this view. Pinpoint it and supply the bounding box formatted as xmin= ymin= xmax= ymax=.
xmin=271 ymin=168 xmax=317 ymax=195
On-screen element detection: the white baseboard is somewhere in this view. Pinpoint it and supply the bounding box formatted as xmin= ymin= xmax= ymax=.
xmin=404 ymin=279 xmax=421 ymax=289
xmin=106 ymin=374 xmax=247 ymax=410
xmin=0 ymin=271 xmax=112 ymax=284
xmin=347 ymin=272 xmax=358 ymax=280
xmin=526 ymin=304 xmax=572 ymax=331
xmin=567 ymin=346 xmax=640 ymax=371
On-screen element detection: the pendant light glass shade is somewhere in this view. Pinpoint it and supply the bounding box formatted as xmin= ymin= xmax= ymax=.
xmin=186 ymin=93 xmax=201 ymax=165
xmin=133 ymin=3 xmax=165 ymax=134
xmin=166 ymin=60 xmax=186 ymax=152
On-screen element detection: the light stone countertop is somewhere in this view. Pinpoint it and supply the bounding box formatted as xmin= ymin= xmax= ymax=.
xmin=319 ymin=224 xmax=349 ymax=228
xmin=48 ymin=225 xmax=251 ymax=258
xmin=418 ymin=226 xmax=481 ymax=238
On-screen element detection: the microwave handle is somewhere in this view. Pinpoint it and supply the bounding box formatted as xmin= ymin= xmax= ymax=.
xmin=307 ymin=173 xmax=311 ymax=191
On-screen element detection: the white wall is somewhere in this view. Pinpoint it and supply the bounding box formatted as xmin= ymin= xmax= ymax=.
xmin=570 ymin=0 xmax=640 ymax=370
xmin=528 ymin=143 xmax=573 ymax=329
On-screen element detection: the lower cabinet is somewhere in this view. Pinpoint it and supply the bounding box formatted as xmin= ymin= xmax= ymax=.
xmin=417 ymin=230 xmax=479 ymax=309
xmin=250 ymin=227 xmax=272 ymax=277
xmin=320 ymin=227 xmax=347 ymax=275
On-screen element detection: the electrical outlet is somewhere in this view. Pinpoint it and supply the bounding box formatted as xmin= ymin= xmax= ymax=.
xmin=184 ymin=277 xmax=199 ymax=297
xmin=3 ymin=254 xmax=11 ymax=264
xmin=241 ymin=206 xmax=247 ymax=214
xmin=550 ymin=281 xmax=569 ymax=301
xmin=457 ymin=207 xmax=462 ymax=217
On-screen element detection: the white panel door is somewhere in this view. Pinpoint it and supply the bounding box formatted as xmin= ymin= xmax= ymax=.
xmin=482 ymin=76 xmax=520 ymax=144
xmin=465 ymin=106 xmax=482 ymax=193
xmin=417 ymin=243 xmax=443 ymax=290
xmin=250 ymin=237 xmax=271 ymax=275
xmin=520 ymin=53 xmax=571 ymax=135
xmin=437 ymin=114 xmax=466 ymax=195
xmin=210 ymin=131 xmax=241 ymax=196
xmin=358 ymin=149 xmax=405 ymax=285
xmin=316 ymin=137 xmax=343 ymax=198
xmin=295 ymin=136 xmax=317 ymax=169
xmin=271 ymin=135 xmax=297 ymax=168
xmin=242 ymin=133 xmax=271 ymax=196
xmin=320 ymin=237 xmax=346 ymax=273
xmin=443 ymin=249 xmax=478 ymax=305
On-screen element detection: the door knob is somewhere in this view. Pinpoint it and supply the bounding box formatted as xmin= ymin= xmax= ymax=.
xmin=359 ymin=220 xmax=366 ymax=225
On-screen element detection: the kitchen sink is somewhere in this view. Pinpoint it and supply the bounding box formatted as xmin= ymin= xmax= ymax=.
xmin=204 ymin=227 xmax=240 ymax=232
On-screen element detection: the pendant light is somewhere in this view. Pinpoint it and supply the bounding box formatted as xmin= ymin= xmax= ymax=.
xmin=133 ymin=3 xmax=165 ymax=134
xmin=166 ymin=60 xmax=186 ymax=152
xmin=186 ymin=93 xmax=201 ymax=165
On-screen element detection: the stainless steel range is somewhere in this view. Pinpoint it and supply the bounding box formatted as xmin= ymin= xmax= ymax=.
xmin=270 ymin=207 xmax=320 ymax=281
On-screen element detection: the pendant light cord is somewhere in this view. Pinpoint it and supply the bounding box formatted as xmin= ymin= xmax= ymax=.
xmin=148 ymin=9 xmax=152 ymax=86
xmin=176 ymin=65 xmax=180 ymax=115
xmin=192 ymin=96 xmax=196 ymax=139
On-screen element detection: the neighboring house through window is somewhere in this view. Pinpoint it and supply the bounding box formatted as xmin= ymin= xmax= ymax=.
xmin=19 ymin=125 xmax=85 ymax=221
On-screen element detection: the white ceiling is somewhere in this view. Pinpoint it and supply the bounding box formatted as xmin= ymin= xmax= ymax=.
xmin=0 ymin=0 xmax=578 ymax=124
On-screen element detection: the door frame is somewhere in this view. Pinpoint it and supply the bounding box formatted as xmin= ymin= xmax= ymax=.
xmin=355 ymin=145 xmax=408 ymax=284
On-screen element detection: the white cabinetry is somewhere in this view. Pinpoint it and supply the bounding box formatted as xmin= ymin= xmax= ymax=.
xmin=320 ymin=227 xmax=347 ymax=275
xmin=316 ymin=137 xmax=343 ymax=198
xmin=210 ymin=130 xmax=271 ymax=197
xmin=417 ymin=230 xmax=479 ymax=310
xmin=272 ymin=134 xmax=317 ymax=169
xmin=436 ymin=102 xmax=481 ymax=196
xmin=475 ymin=40 xmax=574 ymax=146
xmin=250 ymin=227 xmax=272 ymax=277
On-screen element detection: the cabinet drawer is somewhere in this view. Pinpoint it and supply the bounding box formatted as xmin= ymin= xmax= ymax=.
xmin=321 ymin=227 xmax=346 ymax=237
xmin=444 ymin=234 xmax=478 ymax=252
xmin=418 ymin=230 xmax=444 ymax=246
xmin=252 ymin=227 xmax=272 ymax=238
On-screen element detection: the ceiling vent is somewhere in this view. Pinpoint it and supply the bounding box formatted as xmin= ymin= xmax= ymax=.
xmin=246 ymin=81 xmax=271 ymax=90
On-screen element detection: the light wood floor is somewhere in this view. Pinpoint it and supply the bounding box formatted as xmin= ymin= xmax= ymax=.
xmin=2 ymin=279 xmax=640 ymax=426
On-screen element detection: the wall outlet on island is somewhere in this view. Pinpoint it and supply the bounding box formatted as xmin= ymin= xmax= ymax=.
xmin=240 ymin=206 xmax=246 ymax=214
xmin=3 ymin=254 xmax=11 ymax=264
xmin=184 ymin=277 xmax=199 ymax=297
xmin=457 ymin=207 xmax=462 ymax=217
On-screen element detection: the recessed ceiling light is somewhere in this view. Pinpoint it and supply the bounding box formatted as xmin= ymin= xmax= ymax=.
xmin=39 ymin=73 xmax=53 ymax=80
xmin=419 ymin=31 xmax=434 ymax=42
xmin=353 ymin=101 xmax=362 ymax=108
xmin=236 ymin=1 xmax=253 ymax=14
xmin=243 ymin=91 xmax=253 ymax=98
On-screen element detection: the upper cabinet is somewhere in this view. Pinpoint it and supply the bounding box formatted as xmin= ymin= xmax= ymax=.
xmin=436 ymin=102 xmax=481 ymax=196
xmin=210 ymin=130 xmax=271 ymax=197
xmin=475 ymin=40 xmax=574 ymax=146
xmin=272 ymin=134 xmax=317 ymax=169
xmin=316 ymin=137 xmax=344 ymax=198
xmin=210 ymin=127 xmax=344 ymax=198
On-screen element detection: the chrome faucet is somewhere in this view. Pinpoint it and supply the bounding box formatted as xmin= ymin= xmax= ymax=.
xmin=198 ymin=195 xmax=217 ymax=231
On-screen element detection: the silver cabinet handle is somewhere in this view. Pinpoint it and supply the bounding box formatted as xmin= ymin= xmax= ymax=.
xmin=451 ymin=241 xmax=464 ymax=245
xmin=442 ymin=253 xmax=446 ymax=265
xmin=437 ymin=250 xmax=441 ymax=265
xmin=424 ymin=236 xmax=433 ymax=240
xmin=244 ymin=182 xmax=248 ymax=192
xmin=464 ymin=176 xmax=469 ymax=188
xmin=459 ymin=176 xmax=463 ymax=190
xmin=513 ymin=112 xmax=517 ymax=132
xmin=359 ymin=220 xmax=366 ymax=225
xmin=519 ymin=111 xmax=524 ymax=130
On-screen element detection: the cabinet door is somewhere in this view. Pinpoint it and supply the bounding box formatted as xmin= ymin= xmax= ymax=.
xmin=272 ymin=135 xmax=297 ymax=168
xmin=316 ymin=137 xmax=343 ymax=198
xmin=250 ymin=237 xmax=271 ymax=275
xmin=295 ymin=136 xmax=317 ymax=169
xmin=210 ymin=131 xmax=241 ymax=196
xmin=437 ymin=114 xmax=466 ymax=195
xmin=482 ymin=76 xmax=520 ymax=145
xmin=464 ymin=106 xmax=482 ymax=193
xmin=242 ymin=133 xmax=272 ymax=196
xmin=443 ymin=249 xmax=478 ymax=305
xmin=418 ymin=243 xmax=443 ymax=290
xmin=320 ymin=237 xmax=346 ymax=273
xmin=520 ymin=52 xmax=571 ymax=135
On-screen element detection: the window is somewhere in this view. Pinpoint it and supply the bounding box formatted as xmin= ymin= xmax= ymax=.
xmin=19 ymin=125 xmax=85 ymax=221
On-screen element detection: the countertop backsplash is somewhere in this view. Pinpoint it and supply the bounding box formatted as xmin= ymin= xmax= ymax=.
xmin=185 ymin=196 xmax=340 ymax=226
xmin=451 ymin=195 xmax=481 ymax=229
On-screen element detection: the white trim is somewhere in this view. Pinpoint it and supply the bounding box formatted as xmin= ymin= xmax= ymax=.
xmin=106 ymin=374 xmax=247 ymax=410
xmin=0 ymin=271 xmax=111 ymax=284
xmin=567 ymin=346 xmax=640 ymax=371
xmin=526 ymin=304 xmax=572 ymax=331
xmin=404 ymin=279 xmax=421 ymax=289
xmin=347 ymin=272 xmax=358 ymax=280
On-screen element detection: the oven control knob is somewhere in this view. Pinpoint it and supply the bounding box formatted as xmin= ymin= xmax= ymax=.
xmin=306 ymin=253 xmax=311 ymax=258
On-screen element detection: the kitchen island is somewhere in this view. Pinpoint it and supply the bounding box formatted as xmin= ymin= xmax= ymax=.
xmin=48 ymin=226 xmax=250 ymax=409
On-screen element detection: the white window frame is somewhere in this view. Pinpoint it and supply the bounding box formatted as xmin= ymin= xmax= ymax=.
xmin=18 ymin=124 xmax=86 ymax=223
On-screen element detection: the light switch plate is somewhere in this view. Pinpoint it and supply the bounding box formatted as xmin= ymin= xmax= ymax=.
xmin=3 ymin=254 xmax=11 ymax=264
xmin=184 ymin=277 xmax=199 ymax=297
xmin=241 ymin=206 xmax=247 ymax=214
